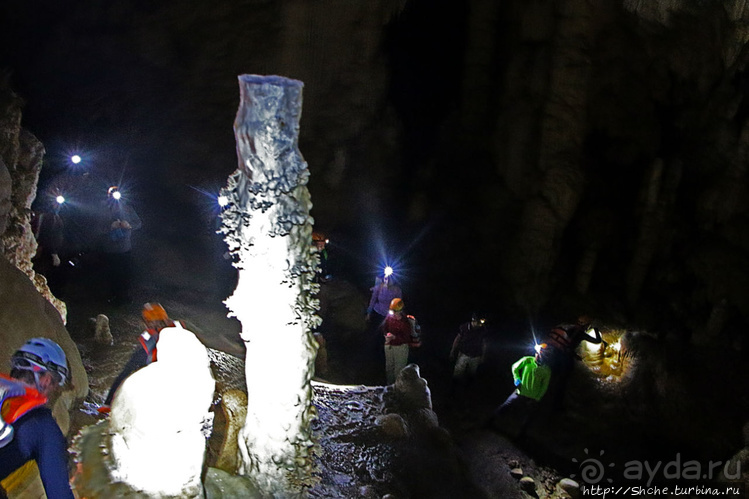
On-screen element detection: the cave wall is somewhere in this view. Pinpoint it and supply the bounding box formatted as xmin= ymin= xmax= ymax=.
xmin=0 ymin=78 xmax=68 ymax=321
xmin=2 ymin=0 xmax=748 ymax=339
xmin=405 ymin=0 xmax=749 ymax=338
xmin=0 ymin=80 xmax=88 ymax=426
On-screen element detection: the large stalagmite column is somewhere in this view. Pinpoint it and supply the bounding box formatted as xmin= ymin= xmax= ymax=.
xmin=219 ymin=75 xmax=320 ymax=496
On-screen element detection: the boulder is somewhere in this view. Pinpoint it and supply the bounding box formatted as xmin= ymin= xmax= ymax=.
xmin=557 ymin=477 xmax=581 ymax=498
xmin=0 ymin=255 xmax=87 ymax=417
xmin=519 ymin=476 xmax=536 ymax=493
xmin=375 ymin=413 xmax=409 ymax=439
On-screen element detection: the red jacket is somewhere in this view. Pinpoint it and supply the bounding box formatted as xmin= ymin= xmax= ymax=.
xmin=383 ymin=314 xmax=412 ymax=346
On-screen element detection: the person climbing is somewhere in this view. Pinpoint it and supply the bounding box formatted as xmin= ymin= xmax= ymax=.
xmin=0 ymin=338 xmax=75 ymax=499
xmin=449 ymin=312 xmax=489 ymax=383
xmin=382 ymin=298 xmax=419 ymax=385
xmin=488 ymin=343 xmax=551 ymax=438
xmin=99 ymin=185 xmax=141 ymax=305
xmin=543 ymin=315 xmax=602 ymax=410
xmin=99 ymin=302 xmax=183 ymax=412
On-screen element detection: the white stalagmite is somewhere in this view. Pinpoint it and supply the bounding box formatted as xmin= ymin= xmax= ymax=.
xmin=219 ymin=75 xmax=320 ymax=496
xmin=107 ymin=325 xmax=215 ymax=497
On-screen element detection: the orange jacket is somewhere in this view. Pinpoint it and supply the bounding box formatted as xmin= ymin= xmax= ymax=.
xmin=0 ymin=374 xmax=47 ymax=424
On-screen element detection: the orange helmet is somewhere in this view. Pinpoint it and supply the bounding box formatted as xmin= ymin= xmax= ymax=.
xmin=389 ymin=298 xmax=404 ymax=312
xmin=312 ymin=231 xmax=326 ymax=242
xmin=142 ymin=303 xmax=168 ymax=322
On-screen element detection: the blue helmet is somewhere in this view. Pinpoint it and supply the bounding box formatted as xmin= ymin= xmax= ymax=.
xmin=11 ymin=338 xmax=69 ymax=386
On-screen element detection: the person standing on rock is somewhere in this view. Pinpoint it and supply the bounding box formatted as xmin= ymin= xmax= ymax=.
xmin=99 ymin=302 xmax=183 ymax=412
xmin=0 ymin=338 xmax=74 ymax=499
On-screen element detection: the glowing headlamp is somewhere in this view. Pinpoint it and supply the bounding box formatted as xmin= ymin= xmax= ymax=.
xmin=70 ymin=155 xmax=81 ymax=164
xmin=108 ymin=186 xmax=122 ymax=201
xmin=55 ymin=195 xmax=66 ymax=205
xmin=217 ymin=195 xmax=229 ymax=207
xmin=384 ymin=266 xmax=393 ymax=278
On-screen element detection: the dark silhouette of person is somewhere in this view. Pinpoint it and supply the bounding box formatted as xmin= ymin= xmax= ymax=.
xmin=99 ymin=186 xmax=141 ymax=304
xmin=544 ymin=316 xmax=602 ymax=410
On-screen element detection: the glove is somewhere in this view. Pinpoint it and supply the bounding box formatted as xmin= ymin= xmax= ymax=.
xmin=514 ymin=379 xmax=521 ymax=387
xmin=51 ymin=254 xmax=61 ymax=267
xmin=97 ymin=406 xmax=111 ymax=415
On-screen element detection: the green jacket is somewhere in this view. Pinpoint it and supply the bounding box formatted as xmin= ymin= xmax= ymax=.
xmin=512 ymin=356 xmax=551 ymax=401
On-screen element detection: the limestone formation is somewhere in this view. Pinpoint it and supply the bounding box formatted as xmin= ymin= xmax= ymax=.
xmin=384 ymin=363 xmax=433 ymax=413
xmin=214 ymin=389 xmax=248 ymax=474
xmin=0 ymin=256 xmax=87 ymax=413
xmin=0 ymin=78 xmax=84 ymax=499
xmin=381 ymin=364 xmax=441 ymax=441
xmin=0 ymin=157 xmax=11 ymax=236
xmin=93 ymin=314 xmax=113 ymax=345
xmin=313 ymin=331 xmax=329 ymax=379
xmin=220 ymin=74 xmax=319 ymax=496
xmin=0 ymin=81 xmax=66 ymax=322
xmin=106 ymin=325 xmax=215 ymax=497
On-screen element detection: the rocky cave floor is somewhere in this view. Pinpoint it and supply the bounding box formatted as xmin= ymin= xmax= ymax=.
xmin=48 ymin=262 xmax=747 ymax=498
